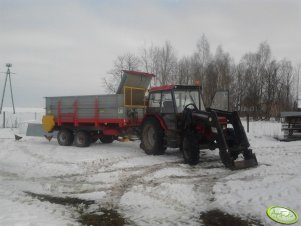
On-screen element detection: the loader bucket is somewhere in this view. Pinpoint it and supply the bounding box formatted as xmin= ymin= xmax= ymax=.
xmin=220 ymin=149 xmax=258 ymax=170
xmin=232 ymin=154 xmax=258 ymax=170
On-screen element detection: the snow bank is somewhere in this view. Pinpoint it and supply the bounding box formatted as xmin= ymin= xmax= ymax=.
xmin=0 ymin=119 xmax=300 ymax=225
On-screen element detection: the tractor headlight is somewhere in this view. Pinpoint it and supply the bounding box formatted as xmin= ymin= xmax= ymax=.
xmin=211 ymin=127 xmax=217 ymax=133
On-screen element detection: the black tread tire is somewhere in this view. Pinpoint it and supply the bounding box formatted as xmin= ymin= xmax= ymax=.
xmin=57 ymin=129 xmax=74 ymax=146
xmin=74 ymin=130 xmax=91 ymax=147
xmin=90 ymin=133 xmax=98 ymax=143
xmin=100 ymin=135 xmax=114 ymax=144
xmin=225 ymin=128 xmax=236 ymax=147
xmin=141 ymin=117 xmax=165 ymax=155
xmin=225 ymin=128 xmax=239 ymax=160
xmin=182 ymin=131 xmax=199 ymax=165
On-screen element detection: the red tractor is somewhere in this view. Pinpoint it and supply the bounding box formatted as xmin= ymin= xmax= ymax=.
xmin=140 ymin=85 xmax=258 ymax=169
xmin=41 ymin=70 xmax=257 ymax=170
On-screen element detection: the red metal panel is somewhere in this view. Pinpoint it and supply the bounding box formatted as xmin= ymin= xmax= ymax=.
xmin=149 ymin=85 xmax=175 ymax=92
xmin=57 ymin=99 xmax=61 ymax=126
xmin=122 ymin=70 xmax=155 ymax=78
xmin=55 ymin=118 xmax=128 ymax=128
xmin=94 ymin=97 xmax=99 ymax=127
xmin=103 ymin=128 xmax=120 ymax=136
xmin=218 ymin=116 xmax=227 ymax=125
xmin=142 ymin=113 xmax=167 ymax=130
xmin=73 ymin=99 xmax=78 ymax=127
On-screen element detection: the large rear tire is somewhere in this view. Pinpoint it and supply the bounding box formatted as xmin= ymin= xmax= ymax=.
xmin=74 ymin=130 xmax=91 ymax=147
xmin=141 ymin=118 xmax=165 ymax=155
xmin=182 ymin=131 xmax=199 ymax=165
xmin=100 ymin=135 xmax=114 ymax=144
xmin=57 ymin=129 xmax=74 ymax=146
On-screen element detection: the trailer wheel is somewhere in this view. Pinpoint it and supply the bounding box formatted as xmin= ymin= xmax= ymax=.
xmin=182 ymin=131 xmax=199 ymax=165
xmin=57 ymin=129 xmax=74 ymax=146
xmin=90 ymin=132 xmax=98 ymax=143
xmin=74 ymin=130 xmax=90 ymax=147
xmin=100 ymin=135 xmax=114 ymax=144
xmin=141 ymin=118 xmax=165 ymax=155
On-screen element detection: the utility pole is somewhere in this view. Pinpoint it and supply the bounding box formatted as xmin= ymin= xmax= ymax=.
xmin=296 ymin=64 xmax=301 ymax=110
xmin=0 ymin=63 xmax=16 ymax=114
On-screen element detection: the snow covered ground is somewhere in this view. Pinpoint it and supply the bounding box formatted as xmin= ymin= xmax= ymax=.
xmin=0 ymin=115 xmax=300 ymax=225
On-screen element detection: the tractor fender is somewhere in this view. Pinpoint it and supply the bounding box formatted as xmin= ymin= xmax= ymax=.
xmin=141 ymin=113 xmax=167 ymax=130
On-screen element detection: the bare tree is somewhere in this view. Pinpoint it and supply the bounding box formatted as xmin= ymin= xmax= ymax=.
xmin=104 ymin=38 xmax=297 ymax=119
xmin=104 ymin=52 xmax=141 ymax=93
xmin=140 ymin=41 xmax=177 ymax=86
xmin=176 ymin=56 xmax=193 ymax=85
xmin=191 ymin=34 xmax=211 ymax=86
xmin=157 ymin=41 xmax=178 ymax=85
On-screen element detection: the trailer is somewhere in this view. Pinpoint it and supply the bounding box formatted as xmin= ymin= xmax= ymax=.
xmin=42 ymin=70 xmax=154 ymax=147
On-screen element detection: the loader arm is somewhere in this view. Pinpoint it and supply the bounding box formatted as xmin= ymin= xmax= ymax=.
xmin=207 ymin=108 xmax=258 ymax=169
xmin=211 ymin=108 xmax=250 ymax=147
xmin=190 ymin=108 xmax=258 ymax=170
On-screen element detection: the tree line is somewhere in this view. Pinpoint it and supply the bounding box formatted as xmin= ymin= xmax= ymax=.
xmin=104 ymin=35 xmax=297 ymax=119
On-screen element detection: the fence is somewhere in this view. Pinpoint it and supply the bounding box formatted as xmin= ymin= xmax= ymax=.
xmin=0 ymin=111 xmax=44 ymax=129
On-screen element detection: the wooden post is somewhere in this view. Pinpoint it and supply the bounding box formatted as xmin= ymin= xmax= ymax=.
xmin=2 ymin=111 xmax=5 ymax=128
xmin=247 ymin=113 xmax=249 ymax=133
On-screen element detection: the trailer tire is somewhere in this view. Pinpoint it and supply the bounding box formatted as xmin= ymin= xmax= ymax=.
xmin=57 ymin=129 xmax=74 ymax=146
xmin=74 ymin=130 xmax=90 ymax=147
xmin=90 ymin=132 xmax=98 ymax=143
xmin=100 ymin=136 xmax=114 ymax=144
xmin=182 ymin=131 xmax=199 ymax=165
xmin=141 ymin=118 xmax=165 ymax=155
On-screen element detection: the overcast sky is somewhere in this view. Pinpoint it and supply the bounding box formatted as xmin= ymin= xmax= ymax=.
xmin=0 ymin=0 xmax=300 ymax=107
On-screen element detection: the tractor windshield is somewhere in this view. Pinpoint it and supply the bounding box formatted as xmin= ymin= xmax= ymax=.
xmin=174 ymin=89 xmax=205 ymax=112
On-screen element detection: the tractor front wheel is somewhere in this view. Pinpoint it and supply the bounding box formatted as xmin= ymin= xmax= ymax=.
xmin=74 ymin=130 xmax=91 ymax=147
xmin=182 ymin=132 xmax=199 ymax=165
xmin=141 ymin=118 xmax=165 ymax=155
xmin=57 ymin=129 xmax=74 ymax=146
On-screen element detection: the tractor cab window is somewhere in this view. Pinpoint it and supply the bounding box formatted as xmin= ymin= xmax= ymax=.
xmin=174 ymin=90 xmax=205 ymax=112
xmin=148 ymin=92 xmax=161 ymax=113
xmin=161 ymin=92 xmax=174 ymax=113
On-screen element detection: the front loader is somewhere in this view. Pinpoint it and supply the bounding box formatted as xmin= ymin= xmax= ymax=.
xmin=140 ymin=85 xmax=258 ymax=170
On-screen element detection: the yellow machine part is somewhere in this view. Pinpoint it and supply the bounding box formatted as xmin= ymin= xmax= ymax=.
xmin=42 ymin=115 xmax=55 ymax=132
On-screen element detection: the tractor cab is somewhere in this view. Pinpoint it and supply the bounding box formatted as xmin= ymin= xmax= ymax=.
xmin=140 ymin=84 xmax=258 ymax=170
xmin=147 ymin=85 xmax=205 ymax=113
xmin=146 ymin=85 xmax=206 ymax=130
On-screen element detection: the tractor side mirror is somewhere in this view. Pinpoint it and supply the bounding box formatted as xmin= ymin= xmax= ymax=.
xmin=210 ymin=91 xmax=229 ymax=111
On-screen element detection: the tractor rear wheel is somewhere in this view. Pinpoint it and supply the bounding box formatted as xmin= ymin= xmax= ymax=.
xmin=57 ymin=129 xmax=74 ymax=146
xmin=100 ymin=135 xmax=114 ymax=144
xmin=141 ymin=118 xmax=165 ymax=155
xmin=182 ymin=131 xmax=199 ymax=165
xmin=74 ymin=130 xmax=91 ymax=147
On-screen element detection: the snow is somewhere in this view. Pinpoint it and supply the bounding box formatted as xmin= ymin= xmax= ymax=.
xmin=0 ymin=112 xmax=300 ymax=225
